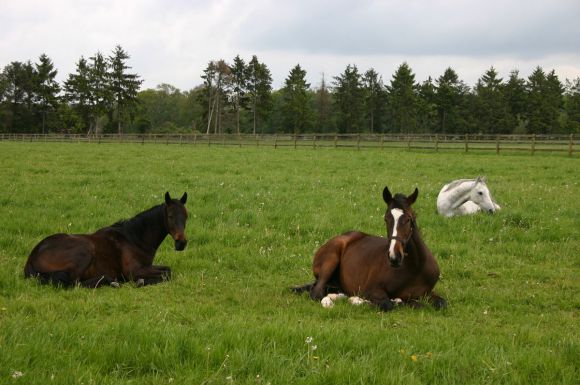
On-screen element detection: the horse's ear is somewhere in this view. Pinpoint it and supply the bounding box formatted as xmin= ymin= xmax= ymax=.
xmin=180 ymin=192 xmax=188 ymax=204
xmin=164 ymin=192 xmax=171 ymax=204
xmin=481 ymin=176 xmax=487 ymax=183
xmin=383 ymin=186 xmax=393 ymax=205
xmin=475 ymin=176 xmax=482 ymax=183
xmin=407 ymin=188 xmax=419 ymax=205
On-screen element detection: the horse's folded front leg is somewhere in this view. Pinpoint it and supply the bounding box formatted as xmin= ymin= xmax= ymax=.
xmin=428 ymin=292 xmax=447 ymax=309
xmin=129 ymin=266 xmax=171 ymax=286
xmin=152 ymin=265 xmax=172 ymax=280
xmin=367 ymin=290 xmax=395 ymax=312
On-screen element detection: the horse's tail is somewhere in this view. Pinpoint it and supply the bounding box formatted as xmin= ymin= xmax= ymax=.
xmin=289 ymin=282 xmax=315 ymax=294
xmin=24 ymin=260 xmax=73 ymax=287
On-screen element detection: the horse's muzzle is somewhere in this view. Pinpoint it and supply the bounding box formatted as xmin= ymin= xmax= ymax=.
xmin=175 ymin=239 xmax=187 ymax=251
xmin=389 ymin=258 xmax=402 ymax=268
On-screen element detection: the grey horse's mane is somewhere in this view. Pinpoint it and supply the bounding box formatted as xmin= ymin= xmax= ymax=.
xmin=443 ymin=177 xmax=486 ymax=192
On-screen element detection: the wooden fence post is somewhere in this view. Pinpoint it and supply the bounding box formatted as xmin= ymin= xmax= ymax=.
xmin=465 ymin=134 xmax=469 ymax=152
xmin=496 ymin=135 xmax=500 ymax=154
xmin=294 ymin=133 xmax=297 ymax=149
xmin=274 ymin=134 xmax=278 ymax=149
xmin=334 ymin=134 xmax=338 ymax=148
xmin=313 ymin=135 xmax=317 ymax=149
xmin=569 ymin=134 xmax=574 ymax=157
xmin=435 ymin=134 xmax=439 ymax=152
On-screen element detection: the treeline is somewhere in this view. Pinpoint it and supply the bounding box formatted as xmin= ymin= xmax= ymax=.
xmin=1 ymin=48 xmax=579 ymax=134
xmin=0 ymin=46 xmax=141 ymax=134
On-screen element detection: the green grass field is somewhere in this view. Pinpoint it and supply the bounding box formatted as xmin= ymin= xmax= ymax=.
xmin=0 ymin=142 xmax=578 ymax=385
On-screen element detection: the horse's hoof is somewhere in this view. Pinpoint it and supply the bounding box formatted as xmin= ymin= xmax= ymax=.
xmin=110 ymin=281 xmax=120 ymax=288
xmin=321 ymin=296 xmax=334 ymax=308
xmin=379 ymin=300 xmax=395 ymax=311
xmin=135 ymin=278 xmax=145 ymax=287
xmin=433 ymin=298 xmax=448 ymax=310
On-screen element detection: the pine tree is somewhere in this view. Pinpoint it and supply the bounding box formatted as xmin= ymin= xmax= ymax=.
xmin=416 ymin=77 xmax=438 ymax=133
xmin=281 ymin=64 xmax=313 ymax=134
xmin=362 ymin=68 xmax=386 ymax=133
xmin=108 ymin=45 xmax=142 ymax=134
xmin=387 ymin=62 xmax=418 ymax=133
xmin=1 ymin=61 xmax=36 ymax=132
xmin=64 ymin=57 xmax=93 ymax=133
xmin=504 ymin=70 xmax=527 ymax=133
xmin=246 ymin=56 xmax=272 ymax=134
xmin=34 ymin=54 xmax=61 ymax=133
xmin=333 ymin=64 xmax=364 ymax=133
xmin=314 ymin=73 xmax=334 ymax=132
xmin=435 ymin=67 xmax=469 ymax=133
xmin=230 ymin=55 xmax=247 ymax=134
xmin=473 ymin=67 xmax=511 ymax=133
xmin=88 ymin=52 xmax=111 ymax=134
xmin=525 ymin=67 xmax=562 ymax=134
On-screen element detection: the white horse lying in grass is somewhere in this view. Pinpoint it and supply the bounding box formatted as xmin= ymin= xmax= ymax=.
xmin=437 ymin=177 xmax=501 ymax=217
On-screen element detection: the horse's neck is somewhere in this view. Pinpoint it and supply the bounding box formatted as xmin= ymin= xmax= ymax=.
xmin=446 ymin=181 xmax=475 ymax=209
xmin=125 ymin=205 xmax=168 ymax=255
xmin=405 ymin=228 xmax=431 ymax=268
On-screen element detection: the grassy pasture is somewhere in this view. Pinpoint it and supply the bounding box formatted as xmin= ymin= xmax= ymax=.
xmin=0 ymin=142 xmax=578 ymax=385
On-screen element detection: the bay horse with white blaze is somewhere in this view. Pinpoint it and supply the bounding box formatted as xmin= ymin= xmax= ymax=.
xmin=24 ymin=192 xmax=188 ymax=288
xmin=293 ymin=187 xmax=446 ymax=311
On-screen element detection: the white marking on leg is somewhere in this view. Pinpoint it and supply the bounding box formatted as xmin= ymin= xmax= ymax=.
xmin=321 ymin=296 xmax=334 ymax=308
xmin=389 ymin=208 xmax=404 ymax=258
xmin=348 ymin=296 xmax=369 ymax=305
xmin=327 ymin=293 xmax=346 ymax=301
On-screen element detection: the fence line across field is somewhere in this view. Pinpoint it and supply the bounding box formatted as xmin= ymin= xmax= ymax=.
xmin=0 ymin=132 xmax=576 ymax=156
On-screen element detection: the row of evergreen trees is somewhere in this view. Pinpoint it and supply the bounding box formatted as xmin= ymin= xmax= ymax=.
xmin=0 ymin=46 xmax=142 ymax=134
xmin=1 ymin=48 xmax=579 ymax=134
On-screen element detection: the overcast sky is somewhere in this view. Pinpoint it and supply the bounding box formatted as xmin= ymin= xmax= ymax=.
xmin=1 ymin=0 xmax=579 ymax=91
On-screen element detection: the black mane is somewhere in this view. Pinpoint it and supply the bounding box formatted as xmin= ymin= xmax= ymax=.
xmin=109 ymin=204 xmax=167 ymax=251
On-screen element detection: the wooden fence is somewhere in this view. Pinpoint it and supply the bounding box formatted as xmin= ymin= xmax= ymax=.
xmin=0 ymin=133 xmax=577 ymax=156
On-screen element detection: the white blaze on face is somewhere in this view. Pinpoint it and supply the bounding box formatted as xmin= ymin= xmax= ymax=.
xmin=388 ymin=208 xmax=404 ymax=258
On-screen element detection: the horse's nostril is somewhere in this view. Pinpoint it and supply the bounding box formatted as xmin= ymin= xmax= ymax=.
xmin=488 ymin=209 xmax=494 ymax=214
xmin=175 ymin=239 xmax=187 ymax=251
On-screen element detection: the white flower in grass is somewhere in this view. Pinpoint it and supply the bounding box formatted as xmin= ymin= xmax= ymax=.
xmin=11 ymin=371 xmax=24 ymax=379
xmin=311 ymin=345 xmax=317 ymax=351
xmin=305 ymin=336 xmax=313 ymax=344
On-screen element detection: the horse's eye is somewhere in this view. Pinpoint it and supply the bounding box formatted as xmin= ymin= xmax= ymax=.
xmin=478 ymin=191 xmax=483 ymax=195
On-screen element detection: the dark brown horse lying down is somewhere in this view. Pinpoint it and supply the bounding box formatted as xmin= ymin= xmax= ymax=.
xmin=24 ymin=192 xmax=188 ymax=288
xmin=293 ymin=186 xmax=446 ymax=311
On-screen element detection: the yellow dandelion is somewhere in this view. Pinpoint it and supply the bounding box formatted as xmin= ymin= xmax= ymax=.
xmin=410 ymin=354 xmax=418 ymax=362
xmin=426 ymin=352 xmax=433 ymax=359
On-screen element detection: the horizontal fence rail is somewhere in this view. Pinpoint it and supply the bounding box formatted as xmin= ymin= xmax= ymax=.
xmin=0 ymin=133 xmax=577 ymax=156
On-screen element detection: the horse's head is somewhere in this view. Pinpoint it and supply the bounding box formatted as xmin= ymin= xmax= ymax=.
xmin=383 ymin=186 xmax=417 ymax=268
xmin=469 ymin=177 xmax=496 ymax=214
xmin=164 ymin=192 xmax=189 ymax=251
